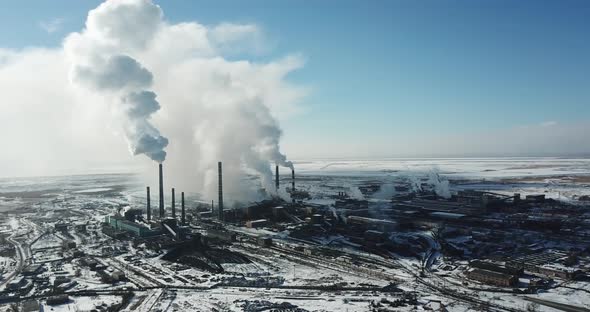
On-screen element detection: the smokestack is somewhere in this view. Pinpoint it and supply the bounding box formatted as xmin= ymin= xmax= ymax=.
xmin=146 ymin=186 xmax=151 ymax=221
xmin=181 ymin=192 xmax=185 ymax=225
xmin=291 ymin=168 xmax=295 ymax=192
xmin=218 ymin=161 xmax=224 ymax=221
xmin=159 ymin=163 xmax=164 ymax=218
xmin=291 ymin=168 xmax=295 ymax=204
xmin=171 ymin=188 xmax=176 ymax=218
xmin=275 ymin=165 xmax=279 ymax=191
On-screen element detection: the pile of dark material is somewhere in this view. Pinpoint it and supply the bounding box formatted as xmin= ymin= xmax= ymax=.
xmin=238 ymin=300 xmax=309 ymax=312
xmin=163 ymin=246 xmax=252 ymax=273
xmin=369 ymin=293 xmax=418 ymax=311
xmin=213 ymin=275 xmax=285 ymax=287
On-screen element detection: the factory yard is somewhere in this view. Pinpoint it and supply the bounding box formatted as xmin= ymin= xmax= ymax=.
xmin=0 ymin=158 xmax=589 ymax=311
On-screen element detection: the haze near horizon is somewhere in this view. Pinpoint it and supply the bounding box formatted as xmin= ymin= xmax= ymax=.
xmin=0 ymin=0 xmax=589 ymax=178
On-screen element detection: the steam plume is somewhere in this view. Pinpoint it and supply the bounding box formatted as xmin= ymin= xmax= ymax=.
xmin=64 ymin=0 xmax=168 ymax=163
xmin=0 ymin=0 xmax=302 ymax=200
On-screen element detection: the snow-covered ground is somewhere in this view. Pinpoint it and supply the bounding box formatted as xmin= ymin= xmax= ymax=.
xmin=291 ymin=157 xmax=590 ymax=179
xmin=0 ymin=158 xmax=588 ymax=311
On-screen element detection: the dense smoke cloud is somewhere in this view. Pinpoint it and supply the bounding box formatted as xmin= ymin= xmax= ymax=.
xmin=59 ymin=0 xmax=299 ymax=202
xmin=374 ymin=181 xmax=396 ymax=200
xmin=402 ymin=170 xmax=451 ymax=199
xmin=0 ymin=0 xmax=303 ymax=203
xmin=426 ymin=171 xmax=451 ymax=198
xmin=65 ymin=0 xmax=168 ymax=163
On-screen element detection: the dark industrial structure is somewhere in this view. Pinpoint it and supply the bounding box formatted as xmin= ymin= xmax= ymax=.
xmin=218 ymin=161 xmax=224 ymax=221
xmin=171 ymin=188 xmax=176 ymax=218
xmin=291 ymin=168 xmax=295 ymax=192
xmin=146 ymin=186 xmax=151 ymax=221
xmin=181 ymin=191 xmax=186 ymax=225
xmin=159 ymin=163 xmax=164 ymax=218
xmin=275 ymin=165 xmax=280 ymax=191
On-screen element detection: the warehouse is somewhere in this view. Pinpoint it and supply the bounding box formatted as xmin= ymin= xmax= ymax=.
xmin=469 ymin=260 xmax=523 ymax=276
xmin=206 ymin=228 xmax=237 ymax=242
xmin=538 ymin=264 xmax=580 ymax=280
xmin=104 ymin=215 xmax=160 ymax=237
xmin=466 ymin=268 xmax=518 ymax=287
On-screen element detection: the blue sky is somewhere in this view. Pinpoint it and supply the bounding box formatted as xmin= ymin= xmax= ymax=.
xmin=1 ymin=0 xmax=589 ymax=158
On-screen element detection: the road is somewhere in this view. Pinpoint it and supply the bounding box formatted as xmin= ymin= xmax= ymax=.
xmin=277 ymin=235 xmax=524 ymax=312
xmin=524 ymin=297 xmax=590 ymax=312
xmin=0 ymin=219 xmax=32 ymax=288
xmin=0 ymin=218 xmax=38 ymax=289
xmin=0 ymin=234 xmax=24 ymax=288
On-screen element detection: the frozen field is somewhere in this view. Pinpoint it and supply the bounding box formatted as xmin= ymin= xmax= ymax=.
xmin=285 ymin=157 xmax=590 ymax=203
xmin=292 ymin=157 xmax=590 ymax=179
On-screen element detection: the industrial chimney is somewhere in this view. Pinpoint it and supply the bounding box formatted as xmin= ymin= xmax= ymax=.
xmin=159 ymin=163 xmax=164 ymax=218
xmin=171 ymin=188 xmax=176 ymax=218
xmin=181 ymin=192 xmax=186 ymax=225
xmin=291 ymin=168 xmax=295 ymax=192
xmin=291 ymin=167 xmax=295 ymax=204
xmin=218 ymin=161 xmax=224 ymax=221
xmin=275 ymin=165 xmax=280 ymax=191
xmin=146 ymin=186 xmax=151 ymax=221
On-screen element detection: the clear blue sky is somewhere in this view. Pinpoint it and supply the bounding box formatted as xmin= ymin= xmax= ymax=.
xmin=1 ymin=0 xmax=589 ymax=157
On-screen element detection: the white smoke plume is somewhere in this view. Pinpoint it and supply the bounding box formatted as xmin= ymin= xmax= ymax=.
xmin=0 ymin=0 xmax=303 ymax=204
xmin=426 ymin=170 xmax=451 ymax=199
xmin=398 ymin=169 xmax=451 ymax=199
xmin=64 ymin=0 xmax=168 ymax=163
xmin=52 ymin=0 xmax=299 ymax=204
xmin=374 ymin=179 xmax=396 ymax=200
xmin=348 ymin=186 xmax=365 ymax=200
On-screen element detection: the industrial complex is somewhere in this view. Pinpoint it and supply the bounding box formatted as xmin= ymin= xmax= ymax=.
xmin=0 ymin=160 xmax=589 ymax=312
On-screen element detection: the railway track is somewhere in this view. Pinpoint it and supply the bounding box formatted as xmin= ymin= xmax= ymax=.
xmin=264 ymin=236 xmax=527 ymax=312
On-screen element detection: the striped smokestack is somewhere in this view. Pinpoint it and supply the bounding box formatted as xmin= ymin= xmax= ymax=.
xmin=181 ymin=192 xmax=185 ymax=225
xmin=146 ymin=186 xmax=151 ymax=221
xmin=218 ymin=161 xmax=224 ymax=221
xmin=159 ymin=163 xmax=164 ymax=218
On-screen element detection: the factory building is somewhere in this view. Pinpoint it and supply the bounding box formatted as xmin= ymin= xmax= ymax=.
xmin=405 ymin=198 xmax=486 ymax=215
xmin=54 ymin=223 xmax=68 ymax=232
xmin=104 ymin=215 xmax=160 ymax=237
xmin=62 ymin=240 xmax=76 ymax=250
xmin=20 ymin=300 xmax=41 ymax=312
xmin=246 ymin=219 xmax=268 ymax=228
xmin=257 ymin=236 xmax=273 ymax=247
xmin=347 ymin=216 xmax=397 ymax=231
xmin=537 ymin=264 xmax=580 ymax=280
xmin=364 ymin=230 xmax=387 ymax=243
xmin=97 ymin=270 xmax=126 ymax=284
xmin=469 ymin=260 xmax=523 ymax=276
xmin=466 ymin=268 xmax=518 ymax=287
xmin=506 ymin=251 xmax=576 ymax=279
xmin=22 ymin=264 xmax=44 ymax=276
xmin=206 ymin=229 xmax=237 ymax=242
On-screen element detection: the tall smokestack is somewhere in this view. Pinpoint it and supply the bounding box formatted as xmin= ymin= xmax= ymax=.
xmin=291 ymin=168 xmax=295 ymax=192
xmin=218 ymin=161 xmax=224 ymax=221
xmin=171 ymin=188 xmax=176 ymax=218
xmin=291 ymin=168 xmax=295 ymax=204
xmin=275 ymin=165 xmax=280 ymax=191
xmin=159 ymin=163 xmax=164 ymax=218
xmin=181 ymin=192 xmax=186 ymax=225
xmin=146 ymin=186 xmax=151 ymax=221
